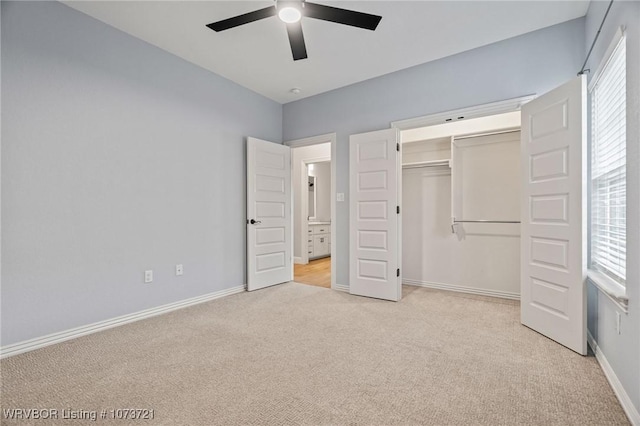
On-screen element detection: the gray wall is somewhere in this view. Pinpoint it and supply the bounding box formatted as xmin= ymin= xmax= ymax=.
xmin=585 ymin=0 xmax=640 ymax=414
xmin=283 ymin=18 xmax=585 ymax=287
xmin=1 ymin=1 xmax=282 ymax=346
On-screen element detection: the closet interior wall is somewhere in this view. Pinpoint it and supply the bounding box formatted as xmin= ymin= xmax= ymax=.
xmin=402 ymin=128 xmax=522 ymax=299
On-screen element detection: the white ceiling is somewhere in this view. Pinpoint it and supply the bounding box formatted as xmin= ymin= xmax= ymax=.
xmin=63 ymin=1 xmax=590 ymax=104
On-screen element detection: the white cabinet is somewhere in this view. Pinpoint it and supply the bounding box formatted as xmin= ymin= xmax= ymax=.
xmin=308 ymin=223 xmax=330 ymax=259
xmin=313 ymin=234 xmax=330 ymax=257
xmin=307 ymin=234 xmax=313 ymax=257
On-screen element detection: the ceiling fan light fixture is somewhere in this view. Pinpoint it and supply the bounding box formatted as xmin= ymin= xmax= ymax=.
xmin=278 ymin=6 xmax=301 ymax=24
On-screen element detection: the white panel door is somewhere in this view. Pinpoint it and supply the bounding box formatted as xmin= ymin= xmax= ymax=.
xmin=521 ymin=76 xmax=587 ymax=355
xmin=349 ymin=128 xmax=401 ymax=301
xmin=247 ymin=137 xmax=292 ymax=291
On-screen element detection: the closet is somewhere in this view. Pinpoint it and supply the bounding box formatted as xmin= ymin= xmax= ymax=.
xmin=402 ymin=118 xmax=522 ymax=299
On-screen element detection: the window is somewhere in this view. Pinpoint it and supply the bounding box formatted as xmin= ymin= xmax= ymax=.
xmin=590 ymin=35 xmax=626 ymax=287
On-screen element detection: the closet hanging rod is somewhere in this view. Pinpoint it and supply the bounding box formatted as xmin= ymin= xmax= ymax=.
xmin=453 ymin=220 xmax=521 ymax=224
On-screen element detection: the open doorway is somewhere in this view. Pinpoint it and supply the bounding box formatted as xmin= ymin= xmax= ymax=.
xmin=296 ymin=160 xmax=331 ymax=287
xmin=395 ymin=106 xmax=525 ymax=300
xmin=286 ymin=134 xmax=336 ymax=289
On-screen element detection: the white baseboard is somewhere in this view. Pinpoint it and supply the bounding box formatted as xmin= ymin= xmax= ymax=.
xmin=294 ymin=257 xmax=304 ymax=265
xmin=0 ymin=285 xmax=246 ymax=359
xmin=587 ymin=331 xmax=640 ymax=425
xmin=403 ymin=279 xmax=520 ymax=300
xmin=333 ymin=283 xmax=349 ymax=293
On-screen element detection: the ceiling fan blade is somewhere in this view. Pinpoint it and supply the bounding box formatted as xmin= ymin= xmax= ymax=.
xmin=303 ymin=2 xmax=381 ymax=31
xmin=206 ymin=6 xmax=276 ymax=32
xmin=286 ymin=22 xmax=308 ymax=61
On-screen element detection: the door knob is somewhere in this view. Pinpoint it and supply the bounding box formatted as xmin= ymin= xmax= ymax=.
xmin=249 ymin=219 xmax=262 ymax=225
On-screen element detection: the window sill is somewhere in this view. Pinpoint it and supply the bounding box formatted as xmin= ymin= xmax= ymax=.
xmin=587 ymin=269 xmax=628 ymax=314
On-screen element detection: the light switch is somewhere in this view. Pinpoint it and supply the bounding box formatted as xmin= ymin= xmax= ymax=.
xmin=176 ymin=264 xmax=183 ymax=276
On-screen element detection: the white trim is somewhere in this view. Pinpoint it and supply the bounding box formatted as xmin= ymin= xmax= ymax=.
xmin=0 ymin=285 xmax=245 ymax=359
xmin=391 ymin=95 xmax=536 ymax=131
xmin=403 ymin=279 xmax=520 ymax=300
xmin=294 ymin=256 xmax=304 ymax=265
xmin=334 ymin=283 xmax=349 ymax=293
xmin=286 ymin=133 xmax=337 ymax=291
xmin=587 ymin=270 xmax=629 ymax=313
xmin=588 ymin=331 xmax=640 ymax=425
xmin=330 ymin=135 xmax=337 ymax=291
xmin=285 ymin=133 xmax=334 ymax=148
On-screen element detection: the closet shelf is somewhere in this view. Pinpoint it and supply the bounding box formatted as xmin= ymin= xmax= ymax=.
xmin=402 ymin=159 xmax=451 ymax=169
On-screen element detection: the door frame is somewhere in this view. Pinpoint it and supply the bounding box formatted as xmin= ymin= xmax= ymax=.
xmin=285 ymin=133 xmax=337 ymax=290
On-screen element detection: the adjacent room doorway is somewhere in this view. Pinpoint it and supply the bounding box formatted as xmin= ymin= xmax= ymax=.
xmin=286 ymin=134 xmax=337 ymax=290
xmin=295 ymin=159 xmax=331 ymax=288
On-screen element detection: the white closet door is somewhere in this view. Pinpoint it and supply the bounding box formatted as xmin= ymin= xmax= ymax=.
xmin=521 ymin=76 xmax=587 ymax=355
xmin=349 ymin=128 xmax=401 ymax=301
xmin=246 ymin=137 xmax=292 ymax=291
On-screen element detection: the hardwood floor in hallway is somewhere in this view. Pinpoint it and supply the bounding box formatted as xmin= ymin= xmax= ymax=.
xmin=294 ymin=257 xmax=331 ymax=288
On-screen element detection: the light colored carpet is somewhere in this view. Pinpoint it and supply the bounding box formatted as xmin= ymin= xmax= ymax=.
xmin=1 ymin=284 xmax=629 ymax=425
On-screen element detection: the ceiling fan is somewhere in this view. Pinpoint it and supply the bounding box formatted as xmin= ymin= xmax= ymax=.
xmin=206 ymin=1 xmax=382 ymax=61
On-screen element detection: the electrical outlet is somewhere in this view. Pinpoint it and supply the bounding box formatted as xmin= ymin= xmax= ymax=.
xmin=144 ymin=270 xmax=153 ymax=283
xmin=176 ymin=264 xmax=183 ymax=276
xmin=337 ymin=193 xmax=345 ymax=202
xmin=616 ymin=312 xmax=621 ymax=335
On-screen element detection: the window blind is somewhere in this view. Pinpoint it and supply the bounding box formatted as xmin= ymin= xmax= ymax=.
xmin=590 ymin=36 xmax=626 ymax=285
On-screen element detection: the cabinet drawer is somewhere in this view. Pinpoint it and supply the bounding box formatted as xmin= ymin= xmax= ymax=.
xmin=309 ymin=224 xmax=329 ymax=234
